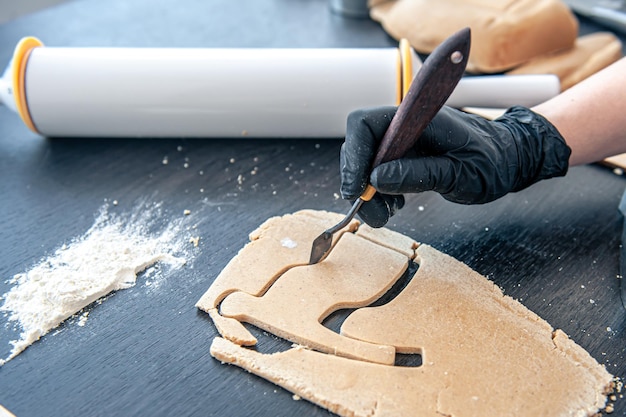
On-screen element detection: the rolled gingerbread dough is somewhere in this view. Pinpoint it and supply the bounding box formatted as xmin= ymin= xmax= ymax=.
xmin=199 ymin=210 xmax=614 ymax=417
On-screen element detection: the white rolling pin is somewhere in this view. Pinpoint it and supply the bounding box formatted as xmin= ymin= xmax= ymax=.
xmin=0 ymin=37 xmax=560 ymax=138
xmin=445 ymin=74 xmax=560 ymax=109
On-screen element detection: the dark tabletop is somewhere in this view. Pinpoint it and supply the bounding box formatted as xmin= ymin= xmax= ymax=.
xmin=0 ymin=1 xmax=625 ymax=416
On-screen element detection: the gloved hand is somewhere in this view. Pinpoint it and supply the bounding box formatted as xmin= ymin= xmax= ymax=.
xmin=340 ymin=105 xmax=571 ymax=228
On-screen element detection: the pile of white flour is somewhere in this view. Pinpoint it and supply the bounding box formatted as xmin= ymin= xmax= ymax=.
xmin=0 ymin=202 xmax=194 ymax=365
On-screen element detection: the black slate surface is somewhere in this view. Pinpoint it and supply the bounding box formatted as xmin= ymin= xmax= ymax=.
xmin=0 ymin=1 xmax=625 ymax=416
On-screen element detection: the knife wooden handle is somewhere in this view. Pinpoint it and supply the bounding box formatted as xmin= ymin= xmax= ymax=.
xmin=372 ymin=27 xmax=471 ymax=168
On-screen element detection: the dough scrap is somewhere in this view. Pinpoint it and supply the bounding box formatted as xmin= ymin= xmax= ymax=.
xmin=341 ymin=244 xmax=612 ymax=416
xmin=200 ymin=210 xmax=613 ymax=417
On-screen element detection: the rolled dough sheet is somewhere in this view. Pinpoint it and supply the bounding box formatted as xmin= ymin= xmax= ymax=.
xmin=201 ymin=210 xmax=614 ymax=417
xmin=369 ymin=0 xmax=578 ymax=73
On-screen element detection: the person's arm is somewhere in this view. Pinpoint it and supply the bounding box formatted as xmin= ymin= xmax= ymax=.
xmin=340 ymin=57 xmax=625 ymax=228
xmin=533 ymin=57 xmax=626 ymax=166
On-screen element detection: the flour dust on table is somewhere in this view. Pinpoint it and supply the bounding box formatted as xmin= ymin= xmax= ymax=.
xmin=0 ymin=201 xmax=199 ymax=365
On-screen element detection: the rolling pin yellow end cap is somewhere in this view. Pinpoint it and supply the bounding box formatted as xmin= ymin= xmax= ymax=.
xmin=399 ymin=38 xmax=413 ymax=100
xmin=12 ymin=37 xmax=43 ymax=133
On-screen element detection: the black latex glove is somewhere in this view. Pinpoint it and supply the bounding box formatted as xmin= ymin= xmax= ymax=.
xmin=340 ymin=105 xmax=571 ymax=228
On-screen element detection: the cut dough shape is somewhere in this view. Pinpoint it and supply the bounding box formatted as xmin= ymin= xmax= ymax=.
xmin=200 ymin=210 xmax=613 ymax=417
xmin=355 ymin=222 xmax=418 ymax=259
xmin=220 ymin=232 xmax=408 ymax=364
xmin=195 ymin=210 xmax=359 ymax=345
